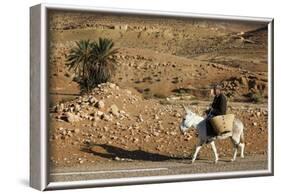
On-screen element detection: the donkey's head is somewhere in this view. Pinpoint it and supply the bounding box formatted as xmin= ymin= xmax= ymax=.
xmin=180 ymin=105 xmax=196 ymax=134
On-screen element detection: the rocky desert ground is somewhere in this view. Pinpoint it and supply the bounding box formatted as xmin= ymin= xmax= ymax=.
xmin=47 ymin=11 xmax=269 ymax=172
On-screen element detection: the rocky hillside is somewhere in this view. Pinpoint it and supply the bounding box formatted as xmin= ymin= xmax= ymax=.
xmin=47 ymin=11 xmax=269 ymax=168
xmin=48 ymin=11 xmax=268 ymax=106
xmin=49 ymin=83 xmax=268 ymax=168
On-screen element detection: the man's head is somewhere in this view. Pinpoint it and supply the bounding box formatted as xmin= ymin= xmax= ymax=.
xmin=213 ymin=84 xmax=222 ymax=96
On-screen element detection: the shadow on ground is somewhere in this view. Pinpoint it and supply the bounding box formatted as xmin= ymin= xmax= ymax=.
xmin=81 ymin=144 xmax=191 ymax=162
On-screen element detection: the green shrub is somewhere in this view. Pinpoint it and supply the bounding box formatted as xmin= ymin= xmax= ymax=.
xmin=66 ymin=38 xmax=118 ymax=93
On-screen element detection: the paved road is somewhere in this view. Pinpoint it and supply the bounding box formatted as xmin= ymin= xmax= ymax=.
xmin=49 ymin=155 xmax=268 ymax=182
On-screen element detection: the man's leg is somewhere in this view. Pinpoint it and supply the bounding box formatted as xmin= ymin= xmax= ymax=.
xmin=206 ymin=118 xmax=216 ymax=137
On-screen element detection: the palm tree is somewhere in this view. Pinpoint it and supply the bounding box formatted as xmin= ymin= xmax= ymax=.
xmin=87 ymin=38 xmax=118 ymax=87
xmin=66 ymin=40 xmax=93 ymax=80
xmin=66 ymin=38 xmax=118 ymax=93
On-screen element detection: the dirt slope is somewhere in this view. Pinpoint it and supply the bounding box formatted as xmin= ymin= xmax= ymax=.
xmin=47 ymin=11 xmax=269 ymax=169
xmin=49 ymin=83 xmax=268 ymax=168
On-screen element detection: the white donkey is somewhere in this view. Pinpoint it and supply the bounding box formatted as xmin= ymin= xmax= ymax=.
xmin=180 ymin=106 xmax=245 ymax=163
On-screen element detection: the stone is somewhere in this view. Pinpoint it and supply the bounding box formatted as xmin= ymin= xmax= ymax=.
xmin=154 ymin=115 xmax=159 ymax=120
xmin=64 ymin=112 xmax=80 ymax=123
xmin=126 ymin=90 xmax=132 ymax=95
xmin=239 ymin=77 xmax=248 ymax=86
xmin=158 ymin=125 xmax=164 ymax=130
xmin=133 ymin=138 xmax=139 ymax=143
xmin=89 ymin=97 xmax=97 ymax=104
xmin=69 ymin=107 xmax=74 ymax=112
xmin=170 ymin=131 xmax=177 ymax=136
xmin=57 ymin=103 xmax=64 ymax=112
xmin=110 ymin=104 xmax=119 ymax=117
xmin=74 ymin=104 xmax=81 ymax=112
xmin=253 ymin=122 xmax=258 ymax=126
xmin=153 ymin=132 xmax=160 ymax=137
xmin=74 ymin=128 xmax=80 ymax=133
xmin=96 ymin=111 xmax=104 ymax=117
xmin=102 ymin=114 xmax=111 ymax=121
xmin=114 ymin=156 xmax=121 ymax=161
xmin=145 ymin=135 xmax=150 ymax=139
xmin=78 ymin=159 xmax=84 ymax=164
xmin=138 ymin=115 xmax=144 ymax=122
xmin=109 ymin=83 xmax=116 ymax=89
xmin=96 ymin=100 xmax=105 ymax=109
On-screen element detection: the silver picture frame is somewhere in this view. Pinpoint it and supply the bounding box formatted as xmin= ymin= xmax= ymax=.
xmin=30 ymin=3 xmax=274 ymax=191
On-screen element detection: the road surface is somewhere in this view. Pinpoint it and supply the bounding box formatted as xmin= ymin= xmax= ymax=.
xmin=49 ymin=155 xmax=268 ymax=182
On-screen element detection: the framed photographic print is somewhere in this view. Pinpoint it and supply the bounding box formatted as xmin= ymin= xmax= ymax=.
xmin=30 ymin=3 xmax=274 ymax=191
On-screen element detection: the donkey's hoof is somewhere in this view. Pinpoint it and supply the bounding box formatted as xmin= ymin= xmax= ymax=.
xmin=230 ymin=159 xmax=235 ymax=162
xmin=214 ymin=160 xmax=218 ymax=164
xmin=191 ymin=160 xmax=195 ymax=164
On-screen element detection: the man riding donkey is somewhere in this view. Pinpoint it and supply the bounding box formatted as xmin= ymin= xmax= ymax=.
xmin=180 ymin=84 xmax=245 ymax=163
xmin=205 ymin=84 xmax=229 ymax=137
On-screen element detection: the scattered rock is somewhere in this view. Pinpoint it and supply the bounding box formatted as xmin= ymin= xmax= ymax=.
xmin=126 ymin=90 xmax=132 ymax=95
xmin=74 ymin=104 xmax=81 ymax=112
xmin=137 ymin=115 xmax=144 ymax=122
xmin=133 ymin=138 xmax=139 ymax=143
xmin=78 ymin=158 xmax=84 ymax=164
xmin=49 ymin=75 xmax=267 ymax=165
xmin=110 ymin=104 xmax=119 ymax=117
xmin=96 ymin=100 xmax=105 ymax=109
xmin=96 ymin=111 xmax=104 ymax=117
xmin=239 ymin=76 xmax=248 ymax=86
xmin=153 ymin=132 xmax=160 ymax=137
xmin=109 ymin=83 xmax=116 ymax=89
xmin=56 ymin=103 xmax=64 ymax=112
xmin=114 ymin=156 xmax=121 ymax=161
xmin=102 ymin=114 xmax=111 ymax=121
xmin=64 ymin=112 xmax=80 ymax=123
xmin=89 ymin=97 xmax=97 ymax=104
xmin=170 ymin=131 xmax=177 ymax=136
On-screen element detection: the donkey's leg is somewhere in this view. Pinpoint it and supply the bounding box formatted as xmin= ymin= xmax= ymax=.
xmin=239 ymin=131 xmax=245 ymax=158
xmin=192 ymin=141 xmax=203 ymax=163
xmin=231 ymin=138 xmax=239 ymax=162
xmin=210 ymin=141 xmax=219 ymax=163
xmin=239 ymin=143 xmax=245 ymax=158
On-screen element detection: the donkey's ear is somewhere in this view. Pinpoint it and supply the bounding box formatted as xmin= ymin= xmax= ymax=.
xmin=182 ymin=104 xmax=189 ymax=113
xmin=190 ymin=105 xmax=197 ymax=113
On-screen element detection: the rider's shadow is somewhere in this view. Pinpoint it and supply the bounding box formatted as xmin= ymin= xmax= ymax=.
xmin=81 ymin=143 xmax=192 ymax=162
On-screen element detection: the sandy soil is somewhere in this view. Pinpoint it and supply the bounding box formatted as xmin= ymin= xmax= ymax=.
xmin=47 ymin=11 xmax=269 ymax=171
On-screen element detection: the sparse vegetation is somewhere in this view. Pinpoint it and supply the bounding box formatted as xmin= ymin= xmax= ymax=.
xmin=66 ymin=38 xmax=118 ymax=92
xmin=153 ymin=93 xmax=167 ymax=99
xmin=47 ymin=13 xmax=269 ymax=172
xmin=249 ymin=93 xmax=264 ymax=104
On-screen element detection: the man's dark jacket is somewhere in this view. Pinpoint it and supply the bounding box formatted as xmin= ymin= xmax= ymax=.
xmin=211 ymin=93 xmax=227 ymax=116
